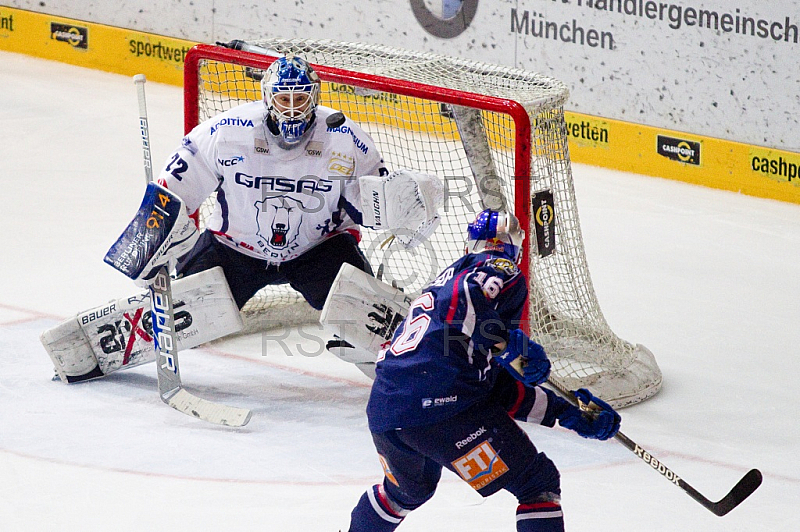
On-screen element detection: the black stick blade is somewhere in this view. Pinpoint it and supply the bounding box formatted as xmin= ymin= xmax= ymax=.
xmin=710 ymin=469 xmax=762 ymax=517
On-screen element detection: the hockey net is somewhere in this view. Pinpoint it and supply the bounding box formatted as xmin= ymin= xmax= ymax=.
xmin=183 ymin=39 xmax=662 ymax=407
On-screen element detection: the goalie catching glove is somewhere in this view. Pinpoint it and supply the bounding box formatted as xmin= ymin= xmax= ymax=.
xmin=494 ymin=328 xmax=551 ymax=386
xmin=104 ymin=182 xmax=199 ymax=284
xmin=358 ymin=169 xmax=444 ymax=249
xmin=557 ymin=388 xmax=621 ymax=440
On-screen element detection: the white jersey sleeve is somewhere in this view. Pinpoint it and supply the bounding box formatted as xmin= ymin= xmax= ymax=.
xmin=329 ymin=117 xmax=387 ymax=227
xmin=155 ymin=116 xmax=229 ymax=214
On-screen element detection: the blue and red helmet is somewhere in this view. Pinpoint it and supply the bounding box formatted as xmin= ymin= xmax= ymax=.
xmin=261 ymin=55 xmax=321 ymax=146
xmin=465 ymin=209 xmax=525 ymax=262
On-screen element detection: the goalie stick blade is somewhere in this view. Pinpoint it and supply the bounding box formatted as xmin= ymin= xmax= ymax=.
xmin=166 ymin=388 xmax=252 ymax=427
xmin=706 ymin=468 xmax=763 ymax=517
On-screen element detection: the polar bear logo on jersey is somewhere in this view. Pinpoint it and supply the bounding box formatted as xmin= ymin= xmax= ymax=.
xmin=255 ymin=195 xmax=304 ymax=253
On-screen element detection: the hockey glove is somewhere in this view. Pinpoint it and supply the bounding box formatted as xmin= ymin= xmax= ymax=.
xmin=104 ymin=182 xmax=199 ymax=286
xmin=494 ymin=329 xmax=551 ymax=386
xmin=358 ymin=169 xmax=444 ymax=249
xmin=557 ymin=388 xmax=621 ymax=441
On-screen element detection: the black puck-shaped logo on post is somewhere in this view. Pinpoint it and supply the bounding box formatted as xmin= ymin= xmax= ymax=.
xmin=410 ymin=0 xmax=479 ymax=38
xmin=532 ymin=189 xmax=556 ymax=258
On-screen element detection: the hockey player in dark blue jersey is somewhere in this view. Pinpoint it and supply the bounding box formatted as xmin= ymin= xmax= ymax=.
xmin=348 ymin=209 xmax=621 ymax=532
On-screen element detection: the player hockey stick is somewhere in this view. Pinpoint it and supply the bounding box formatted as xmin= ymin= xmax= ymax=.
xmin=133 ymin=75 xmax=251 ymax=427
xmin=546 ymin=378 xmax=761 ymax=516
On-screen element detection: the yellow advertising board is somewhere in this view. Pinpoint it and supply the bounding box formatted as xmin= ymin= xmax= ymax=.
xmin=0 ymin=7 xmax=195 ymax=86
xmin=565 ymin=112 xmax=800 ymax=204
xmin=2 ymin=6 xmax=798 ymax=204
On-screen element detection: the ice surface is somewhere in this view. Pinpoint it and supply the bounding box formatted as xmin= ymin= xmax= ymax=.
xmin=1 ymin=51 xmax=798 ymax=531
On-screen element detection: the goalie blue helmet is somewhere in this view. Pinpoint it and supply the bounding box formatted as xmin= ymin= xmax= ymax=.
xmin=261 ymin=55 xmax=321 ymax=146
xmin=465 ymin=209 xmax=525 ymax=262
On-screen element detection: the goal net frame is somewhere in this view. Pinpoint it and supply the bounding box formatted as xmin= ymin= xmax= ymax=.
xmin=183 ymin=39 xmax=662 ymax=407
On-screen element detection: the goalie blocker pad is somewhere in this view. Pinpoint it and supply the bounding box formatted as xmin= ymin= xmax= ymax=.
xmin=41 ymin=267 xmax=242 ymax=383
xmin=104 ymin=182 xmax=199 ymax=282
xmin=320 ymin=263 xmax=413 ymax=363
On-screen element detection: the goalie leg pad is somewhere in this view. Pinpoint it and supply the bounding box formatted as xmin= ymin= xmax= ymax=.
xmin=42 ymin=267 xmax=243 ymax=383
xmin=320 ymin=263 xmax=412 ymax=357
xmin=354 ymin=362 xmax=377 ymax=380
xmin=41 ymin=321 xmax=104 ymax=383
xmin=325 ymin=338 xmax=378 ymax=379
xmin=326 ymin=338 xmax=376 ymax=365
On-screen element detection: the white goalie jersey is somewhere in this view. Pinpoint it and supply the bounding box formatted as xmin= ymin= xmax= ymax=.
xmin=157 ymin=102 xmax=386 ymax=263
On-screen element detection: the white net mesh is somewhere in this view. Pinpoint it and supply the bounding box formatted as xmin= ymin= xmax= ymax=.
xmin=187 ymin=38 xmax=661 ymax=407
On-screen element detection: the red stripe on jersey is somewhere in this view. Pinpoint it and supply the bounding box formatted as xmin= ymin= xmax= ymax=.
xmin=506 ymin=381 xmax=526 ymax=418
xmin=445 ymin=270 xmax=470 ymax=324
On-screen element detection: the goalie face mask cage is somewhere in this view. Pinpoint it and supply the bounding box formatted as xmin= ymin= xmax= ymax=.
xmin=261 ymin=55 xmax=321 ymax=145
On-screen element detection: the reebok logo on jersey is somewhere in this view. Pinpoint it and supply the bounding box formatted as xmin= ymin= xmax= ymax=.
xmin=455 ymin=427 xmax=487 ymax=449
xmin=451 ymin=441 xmax=509 ymax=491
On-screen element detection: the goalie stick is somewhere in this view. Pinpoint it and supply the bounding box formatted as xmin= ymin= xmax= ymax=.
xmin=131 ymin=74 xmax=251 ymax=427
xmin=149 ymin=267 xmax=250 ymax=426
xmin=545 ymin=377 xmax=762 ymax=517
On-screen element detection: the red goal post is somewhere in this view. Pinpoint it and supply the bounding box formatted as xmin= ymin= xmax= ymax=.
xmin=183 ymin=40 xmax=662 ymax=407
